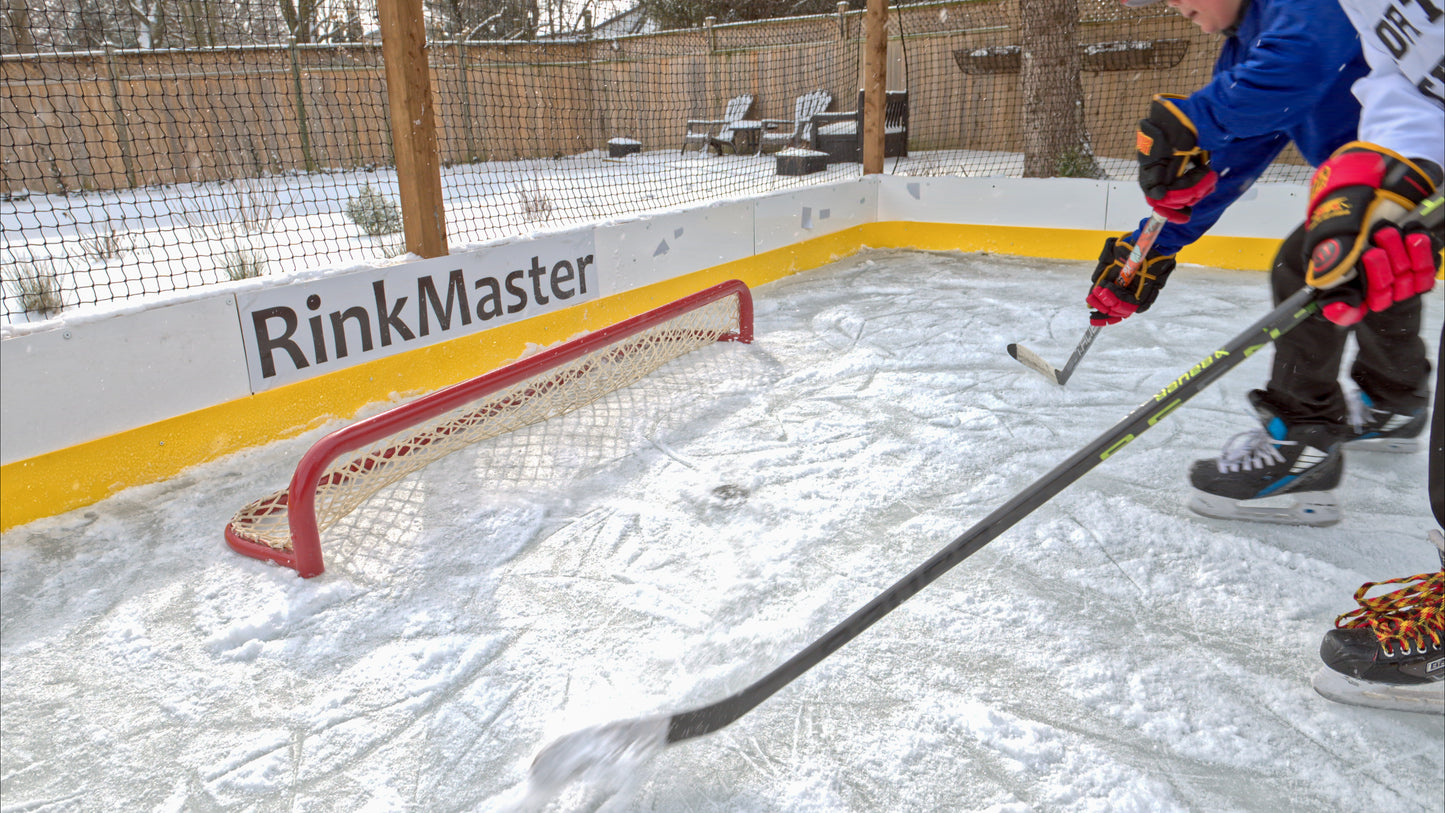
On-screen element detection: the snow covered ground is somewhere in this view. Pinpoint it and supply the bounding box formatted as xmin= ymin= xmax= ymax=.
xmin=0 ymin=146 xmax=1314 ymax=328
xmin=2 ymin=249 xmax=1441 ymax=812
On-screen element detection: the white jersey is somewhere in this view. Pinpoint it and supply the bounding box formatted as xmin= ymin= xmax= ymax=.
xmin=1337 ymin=0 xmax=1445 ymax=167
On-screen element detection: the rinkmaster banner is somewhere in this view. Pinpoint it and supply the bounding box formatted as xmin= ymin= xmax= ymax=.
xmin=236 ymin=232 xmax=597 ymax=391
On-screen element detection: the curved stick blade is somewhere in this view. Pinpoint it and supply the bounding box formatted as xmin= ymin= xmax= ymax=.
xmin=1006 ymin=342 xmax=1062 ymax=385
xmin=529 ymin=716 xmax=669 ymax=794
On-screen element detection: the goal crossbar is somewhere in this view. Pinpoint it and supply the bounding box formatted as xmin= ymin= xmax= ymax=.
xmin=224 ymin=279 xmax=754 ymax=577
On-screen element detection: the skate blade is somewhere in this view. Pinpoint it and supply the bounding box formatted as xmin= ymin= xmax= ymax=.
xmin=1345 ymin=435 xmax=1423 ymax=453
xmin=1186 ymin=490 xmax=1341 ymax=527
xmin=1311 ymin=666 xmax=1444 ymax=715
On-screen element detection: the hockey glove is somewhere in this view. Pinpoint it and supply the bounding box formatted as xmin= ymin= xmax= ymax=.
xmin=1136 ymin=94 xmax=1218 ymax=224
xmin=1304 ymin=142 xmax=1442 ymax=326
xmin=1086 ymin=234 xmax=1178 ymax=325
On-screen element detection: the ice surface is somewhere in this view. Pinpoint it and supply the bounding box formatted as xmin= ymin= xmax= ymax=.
xmin=2 ymin=249 xmax=1442 ymax=812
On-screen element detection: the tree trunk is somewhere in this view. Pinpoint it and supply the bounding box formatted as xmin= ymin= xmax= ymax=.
xmin=1020 ymin=0 xmax=1102 ymax=178
xmin=5 ymin=0 xmax=34 ymax=53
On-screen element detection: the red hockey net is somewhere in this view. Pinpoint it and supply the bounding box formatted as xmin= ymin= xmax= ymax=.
xmin=225 ymin=279 xmax=753 ymax=577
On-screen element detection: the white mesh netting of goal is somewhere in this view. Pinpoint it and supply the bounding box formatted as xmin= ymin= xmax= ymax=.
xmin=224 ymin=279 xmax=753 ymax=577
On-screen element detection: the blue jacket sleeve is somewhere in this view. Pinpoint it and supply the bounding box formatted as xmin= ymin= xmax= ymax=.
xmin=1124 ymin=0 xmax=1363 ymax=254
xmin=1179 ymin=0 xmax=1361 ymax=149
xmin=1138 ymin=132 xmax=1290 ymax=255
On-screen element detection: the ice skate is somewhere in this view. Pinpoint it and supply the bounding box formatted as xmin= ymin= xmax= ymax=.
xmin=1187 ymin=391 xmax=1343 ymax=526
xmin=1344 ymin=390 xmax=1427 ymax=453
xmin=1312 ymin=543 xmax=1444 ymax=715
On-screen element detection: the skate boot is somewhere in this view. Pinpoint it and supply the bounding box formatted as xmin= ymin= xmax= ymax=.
xmin=1344 ymin=390 xmax=1427 ymax=453
xmin=1187 ymin=391 xmax=1343 ymax=526
xmin=1311 ymin=531 xmax=1445 ymax=715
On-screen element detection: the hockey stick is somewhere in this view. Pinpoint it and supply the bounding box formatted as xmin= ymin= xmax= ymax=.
xmin=530 ymin=283 xmax=1324 ymax=788
xmin=1008 ymin=212 xmax=1168 ymax=386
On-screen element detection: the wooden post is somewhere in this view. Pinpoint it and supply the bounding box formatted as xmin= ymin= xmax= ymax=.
xmin=378 ymin=0 xmax=447 ymax=257
xmin=862 ymin=0 xmax=886 ymax=174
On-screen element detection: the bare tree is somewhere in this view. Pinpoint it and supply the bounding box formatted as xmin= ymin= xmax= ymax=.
xmin=74 ymin=0 xmax=114 ymax=48
xmin=639 ymin=0 xmax=837 ymax=29
xmin=4 ymin=0 xmax=35 ymax=52
xmin=333 ymin=0 xmax=366 ymax=42
xmin=427 ymin=0 xmax=539 ymax=40
xmin=4 ymin=0 xmax=294 ymax=50
xmin=1019 ymin=0 xmax=1103 ymax=178
xmin=277 ymin=0 xmax=320 ymax=42
xmin=126 ymin=0 xmax=166 ymax=48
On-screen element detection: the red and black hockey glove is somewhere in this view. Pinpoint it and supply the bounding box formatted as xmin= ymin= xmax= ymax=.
xmin=1085 ymin=234 xmax=1178 ymax=325
xmin=1304 ymin=142 xmax=1442 ymax=326
xmin=1136 ymin=94 xmax=1219 ymax=224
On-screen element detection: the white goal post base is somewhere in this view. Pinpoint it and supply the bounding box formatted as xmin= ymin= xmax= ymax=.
xmin=224 ymin=279 xmax=754 ymax=577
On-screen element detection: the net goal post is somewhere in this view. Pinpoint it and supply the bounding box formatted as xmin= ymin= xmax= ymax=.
xmin=225 ymin=279 xmax=755 ymax=578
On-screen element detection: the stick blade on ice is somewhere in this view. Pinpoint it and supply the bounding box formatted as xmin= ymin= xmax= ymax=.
xmin=1006 ymin=342 xmax=1062 ymax=385
xmin=529 ymin=717 xmax=669 ymax=794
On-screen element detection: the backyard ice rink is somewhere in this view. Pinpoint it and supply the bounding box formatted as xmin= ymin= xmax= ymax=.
xmin=2 ymin=248 xmax=1442 ymax=812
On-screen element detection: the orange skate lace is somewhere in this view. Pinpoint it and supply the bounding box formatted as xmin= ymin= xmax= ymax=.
xmin=1335 ymin=570 xmax=1445 ymax=656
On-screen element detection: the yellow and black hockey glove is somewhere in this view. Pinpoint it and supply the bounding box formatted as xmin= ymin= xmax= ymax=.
xmin=1305 ymin=142 xmax=1441 ymax=325
xmin=1136 ymin=94 xmax=1219 ymax=224
xmin=1085 ymin=234 xmax=1178 ymax=325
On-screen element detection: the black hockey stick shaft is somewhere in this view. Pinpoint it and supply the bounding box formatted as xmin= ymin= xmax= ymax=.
xmin=1052 ymin=324 xmax=1100 ymax=385
xmin=666 ymin=284 xmax=1322 ymax=743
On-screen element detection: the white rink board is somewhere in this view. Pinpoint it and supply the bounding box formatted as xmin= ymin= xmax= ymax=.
xmin=1100 ymin=180 xmax=1307 ymax=236
xmin=0 ymin=294 xmax=250 ymax=464
xmin=1203 ymin=182 xmax=1310 ymax=238
xmin=593 ymin=199 xmax=755 ymax=297
xmin=1 ymin=176 xmax=1309 ymax=466
xmin=877 ymin=176 xmax=1113 ymax=231
xmin=753 ymin=180 xmax=875 ymax=254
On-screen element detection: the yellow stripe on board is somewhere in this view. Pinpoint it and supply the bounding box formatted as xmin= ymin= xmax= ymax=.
xmin=0 ymin=224 xmax=1275 ymax=532
xmin=863 ymin=222 xmax=1284 ymax=271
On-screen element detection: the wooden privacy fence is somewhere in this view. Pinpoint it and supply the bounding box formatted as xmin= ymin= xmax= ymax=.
xmin=1 ymin=1 xmax=1245 ymax=198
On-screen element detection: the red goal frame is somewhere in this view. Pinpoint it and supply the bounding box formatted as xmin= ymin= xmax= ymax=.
xmin=225 ymin=279 xmax=753 ymax=577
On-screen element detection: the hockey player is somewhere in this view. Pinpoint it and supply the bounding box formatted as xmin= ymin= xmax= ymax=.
xmin=1301 ymin=0 xmax=1443 ymax=714
xmin=1313 ymin=412 xmax=1443 ymax=713
xmin=1096 ymin=0 xmax=1435 ymax=526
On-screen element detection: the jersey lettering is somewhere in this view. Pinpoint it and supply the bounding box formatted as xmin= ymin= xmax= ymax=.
xmin=1378 ymin=6 xmax=1423 ymax=56
xmin=1404 ymin=0 xmax=1443 ymax=23
xmin=1420 ymin=55 xmax=1445 ymax=105
xmin=1365 ymin=0 xmax=1445 ymax=109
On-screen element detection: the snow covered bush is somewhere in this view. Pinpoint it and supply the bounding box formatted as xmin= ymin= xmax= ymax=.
xmin=224 ymin=247 xmax=267 ymax=280
xmin=345 ymin=184 xmax=402 ymax=236
xmin=80 ymin=227 xmax=128 ymax=262
xmin=4 ymin=261 xmax=66 ymax=318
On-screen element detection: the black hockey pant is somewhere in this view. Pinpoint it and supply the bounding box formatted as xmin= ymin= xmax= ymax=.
xmin=1255 ymin=222 xmax=1433 ymax=433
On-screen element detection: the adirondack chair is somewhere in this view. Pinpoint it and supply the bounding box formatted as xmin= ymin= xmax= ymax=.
xmin=811 ymin=90 xmax=910 ymax=164
xmin=681 ymin=94 xmax=755 ymax=155
xmin=759 ymin=90 xmax=833 ymax=153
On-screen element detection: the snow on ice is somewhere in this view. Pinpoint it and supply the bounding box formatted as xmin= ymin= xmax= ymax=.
xmin=2 ymin=247 xmax=1442 ymax=812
